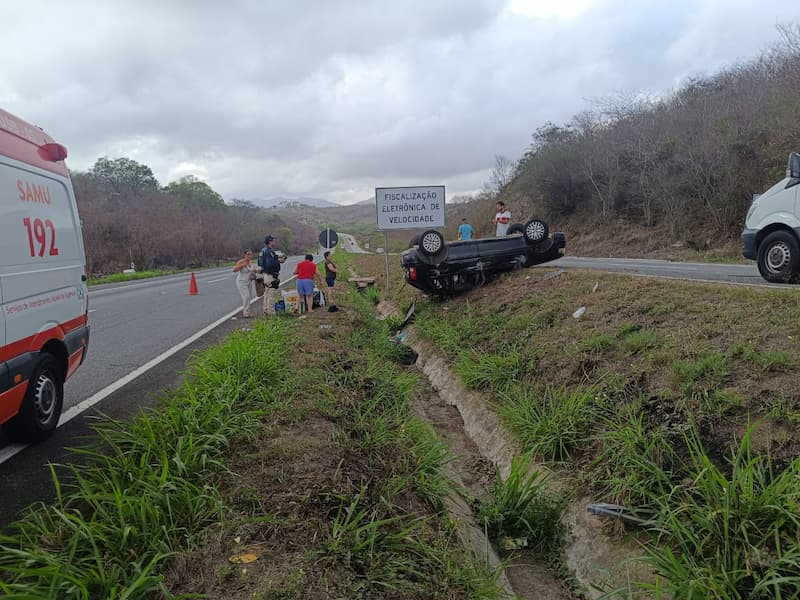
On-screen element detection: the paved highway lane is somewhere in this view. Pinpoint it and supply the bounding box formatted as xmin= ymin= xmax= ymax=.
xmin=555 ymin=256 xmax=798 ymax=289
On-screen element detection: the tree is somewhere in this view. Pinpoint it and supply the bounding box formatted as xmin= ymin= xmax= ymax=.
xmin=89 ymin=157 xmax=160 ymax=194
xmin=484 ymin=155 xmax=517 ymax=198
xmin=164 ymin=175 xmax=225 ymax=209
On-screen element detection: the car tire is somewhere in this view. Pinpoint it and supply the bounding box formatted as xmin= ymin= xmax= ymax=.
xmin=418 ymin=230 xmax=445 ymax=256
xmin=757 ymin=230 xmax=800 ymax=283
xmin=523 ymin=219 xmax=549 ymax=244
xmin=507 ymin=224 xmax=525 ymax=235
xmin=408 ymin=234 xmax=421 ymax=249
xmin=2 ymin=353 xmax=64 ymax=443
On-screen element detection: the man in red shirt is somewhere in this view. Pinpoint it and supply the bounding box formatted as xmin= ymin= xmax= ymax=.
xmin=293 ymin=254 xmax=320 ymax=313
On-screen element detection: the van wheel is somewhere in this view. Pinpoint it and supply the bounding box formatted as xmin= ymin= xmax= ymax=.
xmin=757 ymin=231 xmax=800 ymax=283
xmin=507 ymin=224 xmax=525 ymax=235
xmin=2 ymin=354 xmax=63 ymax=443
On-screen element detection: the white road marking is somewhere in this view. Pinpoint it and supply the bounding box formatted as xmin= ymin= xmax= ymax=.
xmin=205 ymin=277 xmax=228 ymax=284
xmin=0 ymin=273 xmax=300 ymax=465
xmin=88 ymin=309 xmax=97 ymax=313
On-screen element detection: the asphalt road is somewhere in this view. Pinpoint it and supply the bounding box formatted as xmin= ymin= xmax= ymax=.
xmin=555 ymin=256 xmax=797 ymax=289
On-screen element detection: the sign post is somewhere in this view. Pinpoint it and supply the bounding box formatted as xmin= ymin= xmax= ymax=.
xmin=375 ymin=185 xmax=446 ymax=292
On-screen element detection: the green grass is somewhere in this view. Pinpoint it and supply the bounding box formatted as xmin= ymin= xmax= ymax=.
xmin=673 ymin=350 xmax=732 ymax=395
xmin=0 ymin=319 xmax=293 ymax=599
xmin=454 ymin=348 xmax=526 ymax=393
xmin=497 ymin=385 xmax=603 ymax=462
xmin=629 ymin=427 xmax=800 ymax=599
xmin=88 ymin=268 xmax=189 ymax=285
xmin=592 ymin=399 xmax=679 ymax=506
xmin=476 ymin=453 xmax=565 ymax=555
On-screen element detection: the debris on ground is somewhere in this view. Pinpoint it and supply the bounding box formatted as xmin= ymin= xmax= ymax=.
xmin=543 ymin=269 xmax=565 ymax=281
xmin=572 ymin=306 xmax=586 ymax=318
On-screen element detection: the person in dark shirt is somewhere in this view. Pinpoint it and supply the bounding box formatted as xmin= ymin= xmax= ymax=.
xmin=323 ymin=251 xmax=338 ymax=312
xmin=258 ymin=235 xmax=285 ymax=315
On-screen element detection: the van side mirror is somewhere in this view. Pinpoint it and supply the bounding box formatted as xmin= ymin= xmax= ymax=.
xmin=788 ymin=152 xmax=800 ymax=179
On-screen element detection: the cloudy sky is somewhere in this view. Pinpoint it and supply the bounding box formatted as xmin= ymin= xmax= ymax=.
xmin=2 ymin=1 xmax=797 ymax=205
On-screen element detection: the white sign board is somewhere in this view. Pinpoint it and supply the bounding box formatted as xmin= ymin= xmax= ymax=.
xmin=375 ymin=186 xmax=445 ymax=230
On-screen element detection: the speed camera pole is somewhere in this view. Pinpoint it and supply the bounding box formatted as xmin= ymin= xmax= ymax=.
xmin=384 ymin=231 xmax=390 ymax=292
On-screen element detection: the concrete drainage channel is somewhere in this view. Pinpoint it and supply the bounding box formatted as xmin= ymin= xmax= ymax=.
xmin=377 ymin=301 xmax=648 ymax=599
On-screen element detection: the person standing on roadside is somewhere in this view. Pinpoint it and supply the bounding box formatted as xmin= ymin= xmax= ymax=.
xmin=293 ymin=254 xmax=321 ymax=314
xmin=457 ymin=218 xmax=474 ymax=241
xmin=258 ymin=235 xmax=284 ymax=316
xmin=232 ymin=249 xmax=255 ymax=318
xmin=492 ymin=201 xmax=511 ymax=236
xmin=323 ymin=251 xmax=339 ymax=312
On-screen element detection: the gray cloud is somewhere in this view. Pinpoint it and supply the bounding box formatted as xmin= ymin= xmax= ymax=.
xmin=1 ymin=0 xmax=796 ymax=204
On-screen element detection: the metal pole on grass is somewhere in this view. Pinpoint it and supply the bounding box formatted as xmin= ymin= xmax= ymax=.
xmin=384 ymin=231 xmax=390 ymax=292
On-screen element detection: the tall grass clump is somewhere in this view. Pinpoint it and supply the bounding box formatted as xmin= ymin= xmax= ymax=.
xmin=497 ymin=385 xmax=603 ymax=462
xmin=454 ymin=348 xmax=525 ymax=394
xmin=592 ymin=399 xmax=679 ymax=507
xmin=633 ymin=426 xmax=800 ymax=599
xmin=364 ymin=285 xmax=381 ymax=305
xmin=477 ymin=454 xmax=565 ymax=555
xmin=0 ymin=320 xmax=293 ymax=598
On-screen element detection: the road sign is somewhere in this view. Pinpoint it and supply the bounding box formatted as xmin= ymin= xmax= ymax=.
xmin=319 ymin=228 xmax=339 ymax=248
xmin=375 ymin=186 xmax=445 ymax=230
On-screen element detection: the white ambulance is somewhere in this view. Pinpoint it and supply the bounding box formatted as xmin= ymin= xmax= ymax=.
xmin=0 ymin=108 xmax=89 ymax=442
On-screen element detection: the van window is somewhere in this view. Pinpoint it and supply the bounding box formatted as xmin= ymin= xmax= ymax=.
xmin=0 ymin=161 xmax=81 ymax=267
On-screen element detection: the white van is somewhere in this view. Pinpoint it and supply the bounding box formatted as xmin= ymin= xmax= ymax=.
xmin=742 ymin=152 xmax=800 ymax=283
xmin=0 ymin=108 xmax=89 ymax=442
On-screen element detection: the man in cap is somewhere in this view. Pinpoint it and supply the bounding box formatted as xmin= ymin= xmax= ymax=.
xmin=258 ymin=235 xmax=285 ymax=315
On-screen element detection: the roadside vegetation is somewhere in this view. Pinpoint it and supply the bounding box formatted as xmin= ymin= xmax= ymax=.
xmin=350 ymin=251 xmax=800 ymax=598
xmin=0 ymin=265 xmax=509 ymax=598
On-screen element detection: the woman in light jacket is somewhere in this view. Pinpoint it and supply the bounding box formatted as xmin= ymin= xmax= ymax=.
xmin=232 ymin=250 xmax=255 ymax=317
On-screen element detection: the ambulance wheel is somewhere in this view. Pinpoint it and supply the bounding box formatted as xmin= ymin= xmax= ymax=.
xmin=3 ymin=353 xmax=63 ymax=443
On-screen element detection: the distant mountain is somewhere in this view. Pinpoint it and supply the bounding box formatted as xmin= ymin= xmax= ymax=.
xmin=259 ymin=196 xmax=339 ymax=209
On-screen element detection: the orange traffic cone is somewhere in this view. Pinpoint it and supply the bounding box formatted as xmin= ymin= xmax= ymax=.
xmin=189 ymin=272 xmax=199 ymax=295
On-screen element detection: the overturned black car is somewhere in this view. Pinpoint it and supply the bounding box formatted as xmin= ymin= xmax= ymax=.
xmin=400 ymin=219 xmax=566 ymax=296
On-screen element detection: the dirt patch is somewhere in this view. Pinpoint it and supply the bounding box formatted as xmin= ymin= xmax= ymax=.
xmin=165 ymin=416 xmax=349 ymax=599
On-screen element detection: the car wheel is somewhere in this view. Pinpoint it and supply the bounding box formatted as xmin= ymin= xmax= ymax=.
xmin=418 ymin=230 xmax=445 ymax=256
xmin=507 ymin=224 xmax=525 ymax=235
xmin=408 ymin=234 xmax=421 ymax=249
xmin=757 ymin=230 xmax=800 ymax=283
xmin=2 ymin=353 xmax=64 ymax=443
xmin=523 ymin=219 xmax=549 ymax=244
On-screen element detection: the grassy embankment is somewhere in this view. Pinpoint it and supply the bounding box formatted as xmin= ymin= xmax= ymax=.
xmin=350 ymin=251 xmax=800 ymax=598
xmin=0 ymin=269 xmax=514 ymax=598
